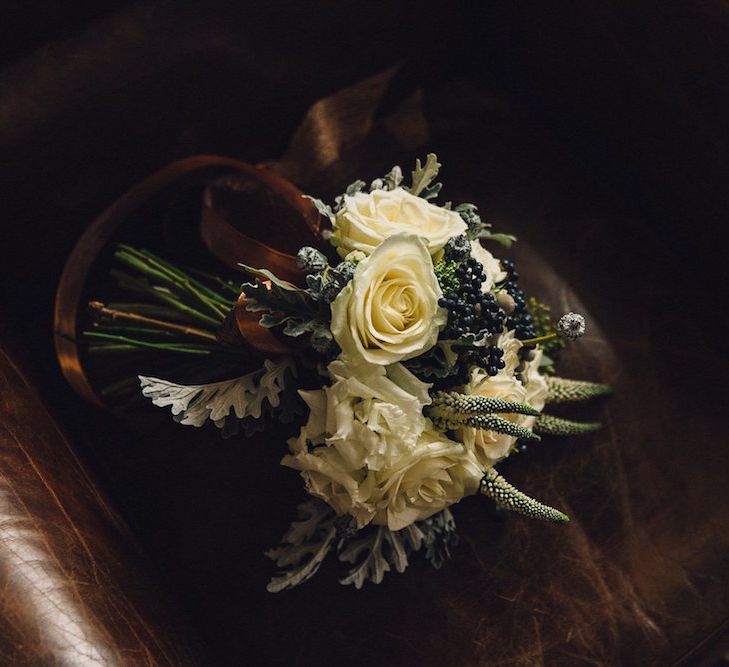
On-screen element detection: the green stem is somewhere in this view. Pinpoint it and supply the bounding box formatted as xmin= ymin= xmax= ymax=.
xmin=110 ymin=269 xmax=222 ymax=327
xmin=106 ymin=303 xmax=197 ymax=322
xmin=88 ymin=344 xmax=143 ymax=353
xmin=519 ymin=332 xmax=558 ymax=346
xmin=139 ymin=249 xmax=234 ymax=306
xmin=84 ymin=332 xmax=214 ymax=355
xmin=90 ymin=301 xmax=219 ymax=342
xmin=184 ymin=267 xmax=241 ymax=297
xmin=117 ymin=251 xmax=228 ymax=320
xmin=116 ymin=246 xmax=232 ymax=316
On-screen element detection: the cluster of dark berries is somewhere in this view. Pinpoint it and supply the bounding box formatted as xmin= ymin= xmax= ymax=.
xmin=500 ymin=259 xmax=536 ymax=341
xmin=436 ymin=258 xmax=510 ymax=380
xmin=453 ymin=343 xmax=506 ymax=379
xmin=438 ymin=258 xmax=505 ymax=340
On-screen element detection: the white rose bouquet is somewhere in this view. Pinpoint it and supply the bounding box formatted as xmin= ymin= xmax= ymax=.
xmin=84 ymin=155 xmax=611 ymax=591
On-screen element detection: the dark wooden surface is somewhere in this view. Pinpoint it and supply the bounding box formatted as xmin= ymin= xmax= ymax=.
xmin=0 ymin=2 xmax=728 ymax=665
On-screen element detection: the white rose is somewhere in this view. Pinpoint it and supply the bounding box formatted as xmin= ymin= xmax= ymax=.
xmin=520 ymin=346 xmax=549 ymax=416
xmin=459 ymin=367 xmax=530 ymax=466
xmin=331 ymin=187 xmax=467 ymax=258
xmin=371 ymin=429 xmax=482 ymax=530
xmin=282 ymin=359 xmax=482 ymax=530
xmin=496 ymin=329 xmax=523 ymax=376
xmin=457 ymin=329 xmax=547 ymax=467
xmin=330 ymin=234 xmax=446 ymax=365
xmin=470 ymin=239 xmax=507 ymax=292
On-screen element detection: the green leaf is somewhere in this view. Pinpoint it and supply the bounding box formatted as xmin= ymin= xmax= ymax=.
xmin=303 ymin=195 xmax=335 ymax=221
xmin=282 ymin=318 xmax=321 ymax=337
xmin=403 ymin=343 xmax=457 ymax=379
xmin=477 ymin=231 xmax=517 ymax=248
xmin=345 ymin=180 xmax=366 ymax=195
xmin=383 ymin=165 xmax=403 ymax=190
xmin=408 ymin=153 xmax=442 ymax=198
xmin=266 ymin=501 xmax=338 ymax=593
xmin=240 ymin=266 xmax=330 ymax=339
xmin=238 ymin=264 xmax=299 ymax=291
xmin=418 ymin=509 xmax=458 ymax=569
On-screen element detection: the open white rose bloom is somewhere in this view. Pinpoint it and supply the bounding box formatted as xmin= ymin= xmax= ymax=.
xmin=331 ymin=186 xmax=467 ymax=258
xmin=283 ymin=359 xmax=482 ymax=531
xmin=128 ymin=154 xmax=610 ymax=590
xmin=330 ymin=233 xmax=446 ymax=365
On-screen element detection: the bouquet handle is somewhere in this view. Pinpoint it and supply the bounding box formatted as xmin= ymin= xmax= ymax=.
xmin=54 ymin=155 xmax=320 ymax=407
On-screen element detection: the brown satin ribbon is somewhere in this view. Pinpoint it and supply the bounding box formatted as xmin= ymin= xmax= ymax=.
xmin=54 ymin=155 xmax=320 ymax=407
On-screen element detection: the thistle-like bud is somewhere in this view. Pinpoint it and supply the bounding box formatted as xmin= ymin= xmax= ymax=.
xmin=332 ymin=261 xmax=355 ymax=283
xmin=557 ymin=312 xmax=586 ymax=340
xmin=296 ymin=246 xmax=329 ymax=274
xmin=310 ymin=326 xmax=337 ymax=356
xmin=444 ymin=235 xmax=472 ymax=262
xmin=456 ymin=203 xmax=483 ymax=236
xmin=321 ymin=261 xmax=356 ymax=303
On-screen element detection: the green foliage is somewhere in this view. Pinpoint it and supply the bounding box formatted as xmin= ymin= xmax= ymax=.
xmin=418 ymin=509 xmax=459 ymax=569
xmin=526 ymin=297 xmax=565 ymax=357
xmin=304 ymin=196 xmax=335 ymax=221
xmin=480 ymin=232 xmax=517 ymax=248
xmin=455 ymin=203 xmax=517 ymax=247
xmin=333 ymin=180 xmax=367 ymax=211
xmin=403 ymin=343 xmax=458 ymax=380
xmin=407 ymin=153 xmax=442 ymax=200
xmin=267 ymin=501 xmax=461 ymax=591
xmin=240 ymin=264 xmax=330 ymax=338
xmin=433 ymin=258 xmax=460 ymax=294
xmin=382 ymin=165 xmax=403 ymax=190
xmin=266 ymin=501 xmax=338 ymax=593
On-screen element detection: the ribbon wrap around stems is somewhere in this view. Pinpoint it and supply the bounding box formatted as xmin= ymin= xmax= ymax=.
xmin=54 ymin=155 xmax=322 ymax=407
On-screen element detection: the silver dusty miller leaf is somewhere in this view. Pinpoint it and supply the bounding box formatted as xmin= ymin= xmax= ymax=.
xmin=139 ymin=358 xmax=293 ymax=428
xmin=266 ymin=500 xmax=338 ymax=593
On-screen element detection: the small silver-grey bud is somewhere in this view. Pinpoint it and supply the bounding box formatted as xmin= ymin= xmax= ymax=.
xmin=321 ymin=261 xmax=356 ymax=303
xmin=557 ymin=312 xmax=586 ymax=340
xmin=310 ymin=326 xmax=336 ymax=354
xmin=333 ymin=261 xmax=356 ymax=283
xmin=444 ymin=235 xmax=472 ymax=262
xmin=296 ymin=246 xmax=328 ymax=274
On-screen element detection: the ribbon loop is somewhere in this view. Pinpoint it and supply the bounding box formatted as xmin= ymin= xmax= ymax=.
xmin=54 ymin=155 xmax=320 ymax=407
